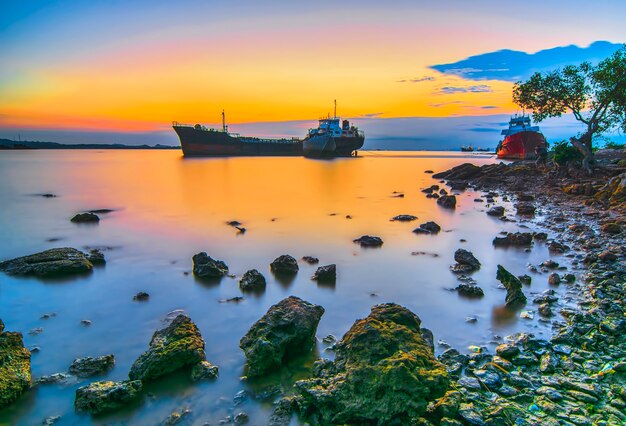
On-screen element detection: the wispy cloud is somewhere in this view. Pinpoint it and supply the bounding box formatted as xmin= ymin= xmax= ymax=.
xmin=480 ymin=105 xmax=497 ymax=109
xmin=397 ymin=76 xmax=435 ymax=83
xmin=357 ymin=112 xmax=385 ymax=118
xmin=429 ymin=41 xmax=623 ymax=82
xmin=436 ymin=85 xmax=492 ymax=95
xmin=429 ymin=101 xmax=464 ymax=108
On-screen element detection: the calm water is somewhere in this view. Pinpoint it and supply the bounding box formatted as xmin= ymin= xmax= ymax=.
xmin=0 ymin=150 xmax=570 ymax=425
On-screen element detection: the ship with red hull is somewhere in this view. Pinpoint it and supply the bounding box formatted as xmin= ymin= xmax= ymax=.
xmin=496 ymin=115 xmax=547 ymax=160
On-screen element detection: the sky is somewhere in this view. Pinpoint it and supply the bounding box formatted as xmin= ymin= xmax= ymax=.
xmin=1 ymin=0 xmax=625 ymax=148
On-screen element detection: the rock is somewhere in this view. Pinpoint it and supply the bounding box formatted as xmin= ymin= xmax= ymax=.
xmin=495 ymin=343 xmax=520 ymax=360
xmin=515 ymin=203 xmax=536 ymax=215
xmin=311 ymin=264 xmax=336 ymax=282
xmin=133 ymin=292 xmax=150 ymax=301
xmin=42 ymin=415 xmax=61 ymax=425
xmin=353 ymin=235 xmax=383 ymax=247
xmin=486 ymin=206 xmax=505 ymax=217
xmin=599 ymin=251 xmax=618 ymax=262
xmin=564 ymin=273 xmax=576 ymax=283
xmin=226 ymin=220 xmax=243 ymax=227
xmin=129 ymin=314 xmax=205 ymax=381
xmin=0 ymin=320 xmax=31 ymax=408
xmin=70 ymin=212 xmax=100 ymax=223
xmin=69 ymin=354 xmax=115 ymax=378
xmin=456 ymin=283 xmax=484 ymax=298
xmin=548 ymin=241 xmax=569 ymax=253
xmin=601 ymin=222 xmax=622 ymax=234
xmin=518 ymin=274 xmax=532 ymax=285
xmin=268 ymin=397 xmax=296 ymax=426
xmin=240 ymin=296 xmax=324 ymax=377
xmin=548 ymin=273 xmax=561 ymax=285
xmin=86 ymin=249 xmax=106 ymax=265
xmin=163 ymin=408 xmax=192 ymax=426
xmin=80 ymin=319 xmax=91 ymax=326
xmin=391 ymin=214 xmax=417 ymax=222
xmin=270 ymin=255 xmax=299 ymax=274
xmin=473 ymin=368 xmax=502 ymax=390
xmin=234 ymin=412 xmax=249 ymax=425
xmin=437 ymin=195 xmax=457 ymax=209
xmin=0 ymin=247 xmax=94 ymax=277
xmin=301 ymin=256 xmax=319 ymax=264
xmin=496 ymin=265 xmax=527 ymax=309
xmin=454 ymin=249 xmax=480 ymax=271
xmin=219 ymin=296 xmax=244 ymax=303
xmin=432 ymin=163 xmax=482 ymax=180
xmin=74 ymin=380 xmax=142 ymax=414
xmin=239 ymin=269 xmax=266 ymax=292
xmin=492 ymin=232 xmax=533 ymax=247
xmin=295 ymin=303 xmax=449 ymax=424
xmin=192 ymin=252 xmax=228 ymax=278
xmin=190 ymin=360 xmax=218 ymax=381
xmin=539 ymin=352 xmax=559 ymax=373
xmin=414 ymin=221 xmax=442 ymax=234
xmin=35 ymin=372 xmax=72 ymax=385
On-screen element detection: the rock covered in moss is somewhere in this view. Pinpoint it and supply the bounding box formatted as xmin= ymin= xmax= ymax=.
xmin=68 ymin=354 xmax=115 ymax=378
xmin=240 ymin=296 xmax=324 ymax=377
xmin=295 ymin=303 xmax=449 ymax=424
xmin=0 ymin=319 xmax=32 ymax=409
xmin=0 ymin=247 xmax=94 ymax=277
xmin=74 ymin=380 xmax=142 ymax=414
xmin=86 ymin=249 xmax=106 ymax=265
xmin=190 ymin=360 xmax=218 ymax=381
xmin=496 ymin=265 xmax=527 ymax=309
xmin=192 ymin=252 xmax=228 ymax=278
xmin=269 ymin=255 xmax=299 ymax=274
xmin=129 ymin=314 xmax=205 ymax=381
xmin=239 ymin=269 xmax=266 ymax=292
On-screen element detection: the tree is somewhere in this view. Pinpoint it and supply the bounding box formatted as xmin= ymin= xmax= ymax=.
xmin=513 ymin=45 xmax=626 ymax=173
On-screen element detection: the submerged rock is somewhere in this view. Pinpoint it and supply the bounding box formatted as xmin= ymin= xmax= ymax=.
xmin=496 ymin=265 xmax=527 ymax=309
xmin=129 ymin=314 xmax=205 ymax=381
xmin=301 ymin=256 xmax=319 ymax=264
xmin=133 ymin=292 xmax=150 ymax=301
xmin=0 ymin=247 xmax=93 ymax=277
xmin=353 ymin=235 xmax=384 ymax=247
xmin=0 ymin=319 xmax=31 ymax=409
xmin=239 ymin=269 xmax=266 ymax=292
xmin=270 ymin=255 xmax=299 ymax=274
xmin=487 ymin=206 xmax=505 ymax=217
xmin=192 ymin=252 xmax=228 ymax=278
xmin=311 ymin=264 xmax=336 ymax=282
xmin=452 ymin=249 xmax=481 ymax=272
xmin=437 ymin=195 xmax=457 ymax=209
xmin=456 ymin=283 xmax=484 ymax=298
xmin=74 ymin=380 xmax=142 ymax=414
xmin=190 ymin=360 xmax=218 ymax=381
xmin=390 ymin=214 xmax=417 ymax=222
xmin=240 ymin=296 xmax=324 ymax=377
xmin=86 ymin=249 xmax=106 ymax=265
xmin=70 ymin=212 xmax=100 ymax=223
xmin=69 ymin=354 xmax=115 ymax=378
xmin=295 ymin=303 xmax=449 ymax=424
xmin=413 ymin=221 xmax=441 ymax=234
xmin=493 ymin=232 xmax=533 ymax=247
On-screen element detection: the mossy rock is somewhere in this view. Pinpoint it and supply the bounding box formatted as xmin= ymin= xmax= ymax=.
xmin=74 ymin=380 xmax=142 ymax=414
xmin=496 ymin=265 xmax=527 ymax=309
xmin=296 ymin=303 xmax=449 ymax=425
xmin=0 ymin=319 xmax=32 ymax=409
xmin=129 ymin=314 xmax=205 ymax=381
xmin=0 ymin=247 xmax=93 ymax=277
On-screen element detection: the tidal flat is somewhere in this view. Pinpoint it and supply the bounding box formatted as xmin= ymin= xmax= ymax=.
xmin=0 ymin=150 xmax=622 ymax=425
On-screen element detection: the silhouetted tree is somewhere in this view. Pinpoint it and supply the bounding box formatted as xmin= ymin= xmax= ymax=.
xmin=513 ymin=45 xmax=626 ymax=173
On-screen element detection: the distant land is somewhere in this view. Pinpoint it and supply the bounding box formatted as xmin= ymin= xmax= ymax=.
xmin=0 ymin=138 xmax=180 ymax=150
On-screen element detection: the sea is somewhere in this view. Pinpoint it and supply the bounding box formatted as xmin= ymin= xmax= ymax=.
xmin=0 ymin=150 xmax=572 ymax=425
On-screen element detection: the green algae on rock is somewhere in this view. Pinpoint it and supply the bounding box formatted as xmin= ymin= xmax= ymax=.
xmin=240 ymin=296 xmax=324 ymax=378
xmin=129 ymin=314 xmax=206 ymax=381
xmin=0 ymin=247 xmax=94 ymax=277
xmin=496 ymin=265 xmax=527 ymax=309
xmin=0 ymin=319 xmax=32 ymax=409
xmin=74 ymin=380 xmax=142 ymax=414
xmin=295 ymin=303 xmax=449 ymax=425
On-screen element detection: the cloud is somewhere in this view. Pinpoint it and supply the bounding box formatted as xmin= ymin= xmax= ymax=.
xmin=429 ymin=101 xmax=464 ymax=108
xmin=429 ymin=41 xmax=623 ymax=82
xmin=436 ymin=85 xmax=492 ymax=95
xmin=357 ymin=112 xmax=385 ymax=118
xmin=397 ymin=76 xmax=435 ymax=83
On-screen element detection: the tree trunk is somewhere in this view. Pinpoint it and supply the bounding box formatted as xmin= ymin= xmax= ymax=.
xmin=569 ymin=131 xmax=594 ymax=174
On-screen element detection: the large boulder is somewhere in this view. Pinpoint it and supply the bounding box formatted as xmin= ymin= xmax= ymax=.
xmin=413 ymin=221 xmax=441 ymax=234
xmin=353 ymin=235 xmax=384 ymax=247
xmin=496 ymin=265 xmax=527 ymax=309
xmin=0 ymin=319 xmax=31 ymax=409
xmin=311 ymin=264 xmax=336 ymax=283
xmin=69 ymin=354 xmax=115 ymax=378
xmin=0 ymin=248 xmax=94 ymax=277
xmin=437 ymin=195 xmax=457 ymax=209
xmin=74 ymin=380 xmax=142 ymax=414
xmin=240 ymin=296 xmax=324 ymax=377
xmin=239 ymin=269 xmax=266 ymax=292
xmin=192 ymin=252 xmax=228 ymax=278
xmin=270 ymin=255 xmax=299 ymax=274
xmin=129 ymin=314 xmax=205 ymax=381
xmin=295 ymin=304 xmax=449 ymax=424
xmin=493 ymin=232 xmax=533 ymax=247
xmin=451 ymin=249 xmax=480 ymax=273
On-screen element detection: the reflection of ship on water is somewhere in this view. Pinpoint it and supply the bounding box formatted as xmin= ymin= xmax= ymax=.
xmin=302 ymin=101 xmax=365 ymax=158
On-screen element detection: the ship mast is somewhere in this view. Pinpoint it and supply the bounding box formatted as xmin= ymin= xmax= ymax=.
xmin=222 ymin=109 xmax=227 ymax=133
xmin=334 ymin=99 xmax=337 ymax=119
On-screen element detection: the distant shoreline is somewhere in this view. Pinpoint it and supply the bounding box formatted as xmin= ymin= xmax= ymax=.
xmin=0 ymin=139 xmax=180 ymax=150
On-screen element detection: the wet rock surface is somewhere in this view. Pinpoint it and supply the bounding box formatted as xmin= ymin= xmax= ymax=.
xmin=353 ymin=235 xmax=384 ymax=247
xmin=129 ymin=314 xmax=206 ymax=381
xmin=311 ymin=264 xmax=336 ymax=282
xmin=70 ymin=212 xmax=100 ymax=223
xmin=0 ymin=319 xmax=31 ymax=409
xmin=295 ymin=303 xmax=449 ymax=424
xmin=0 ymin=247 xmax=94 ymax=277
xmin=192 ymin=252 xmax=228 ymax=278
xmin=414 ymin=221 xmax=442 ymax=234
xmin=68 ymin=354 xmax=115 ymax=378
xmin=238 ymin=269 xmax=266 ymax=292
xmin=74 ymin=380 xmax=142 ymax=414
xmin=240 ymin=296 xmax=324 ymax=377
xmin=437 ymin=194 xmax=457 ymax=209
xmin=269 ymin=255 xmax=299 ymax=274
xmin=497 ymin=265 xmax=527 ymax=309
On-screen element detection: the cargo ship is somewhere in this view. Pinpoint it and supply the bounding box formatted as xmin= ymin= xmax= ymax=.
xmin=173 ymin=111 xmax=303 ymax=157
xmin=302 ymin=101 xmax=365 ymax=158
xmin=496 ymin=115 xmax=547 ymax=160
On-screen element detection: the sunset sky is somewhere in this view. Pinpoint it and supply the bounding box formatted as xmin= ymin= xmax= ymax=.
xmin=1 ymin=0 xmax=625 ymax=146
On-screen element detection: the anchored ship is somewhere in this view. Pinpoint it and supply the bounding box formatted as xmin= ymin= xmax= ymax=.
xmin=302 ymin=101 xmax=365 ymax=158
xmin=496 ymin=115 xmax=547 ymax=160
xmin=173 ymin=111 xmax=302 ymax=157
